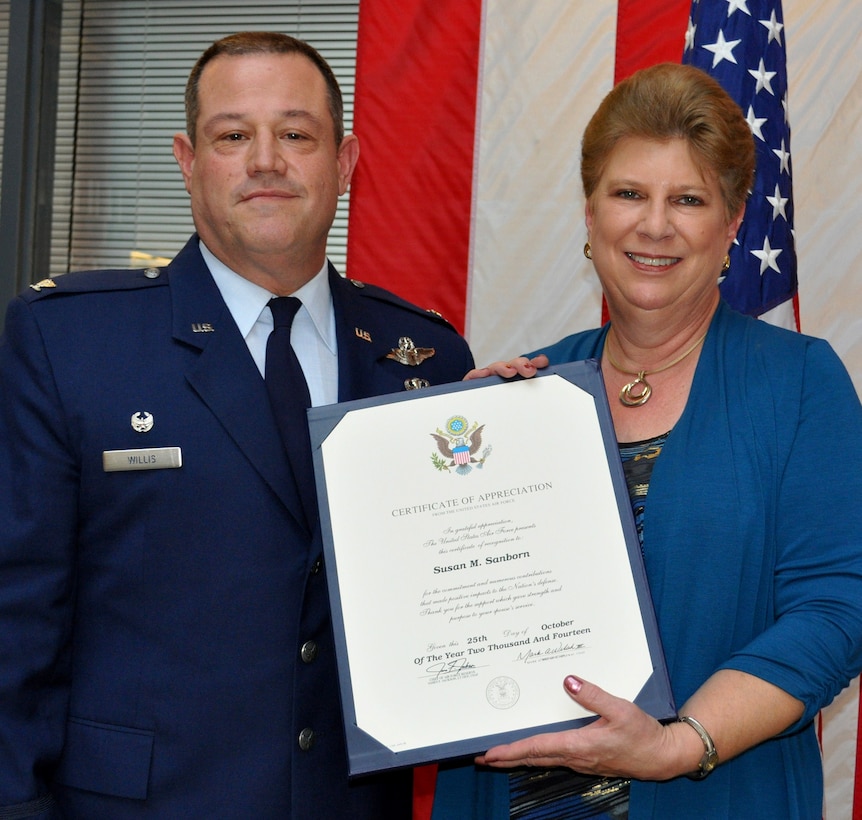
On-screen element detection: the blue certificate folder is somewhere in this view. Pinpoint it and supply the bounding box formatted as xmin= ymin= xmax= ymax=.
xmin=308 ymin=360 xmax=676 ymax=777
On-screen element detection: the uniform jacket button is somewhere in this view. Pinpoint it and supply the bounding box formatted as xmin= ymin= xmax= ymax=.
xmin=311 ymin=559 xmax=322 ymax=575
xmin=298 ymin=728 xmax=316 ymax=751
xmin=300 ymin=640 xmax=318 ymax=663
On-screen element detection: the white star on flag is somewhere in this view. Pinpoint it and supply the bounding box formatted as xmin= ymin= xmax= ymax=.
xmin=703 ymin=30 xmax=742 ymax=67
xmin=685 ymin=19 xmax=698 ymax=51
xmin=749 ymin=58 xmax=777 ymax=94
xmin=759 ymin=10 xmax=784 ymax=44
xmin=725 ymin=0 xmax=752 ymax=17
xmin=773 ymin=139 xmax=791 ymax=174
xmin=752 ymin=236 xmax=783 ymax=275
xmin=766 ymin=183 xmax=789 ymax=220
xmin=746 ymin=105 xmax=768 ymax=140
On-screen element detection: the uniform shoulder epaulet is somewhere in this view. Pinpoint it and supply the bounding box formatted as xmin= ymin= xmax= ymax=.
xmin=344 ymin=277 xmax=458 ymax=330
xmin=24 ymin=266 xmax=167 ymax=301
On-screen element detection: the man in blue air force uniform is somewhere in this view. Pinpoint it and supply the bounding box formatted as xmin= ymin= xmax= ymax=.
xmin=0 ymin=32 xmax=473 ymax=818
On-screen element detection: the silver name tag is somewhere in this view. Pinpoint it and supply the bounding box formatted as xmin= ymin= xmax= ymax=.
xmin=103 ymin=447 xmax=183 ymax=472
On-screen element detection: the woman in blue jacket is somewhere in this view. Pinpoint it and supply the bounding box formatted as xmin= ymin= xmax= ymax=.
xmin=434 ymin=62 xmax=862 ymax=819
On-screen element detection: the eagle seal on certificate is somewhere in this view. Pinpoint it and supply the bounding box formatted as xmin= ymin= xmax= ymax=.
xmin=430 ymin=415 xmax=491 ymax=475
xmin=486 ymin=675 xmax=520 ymax=709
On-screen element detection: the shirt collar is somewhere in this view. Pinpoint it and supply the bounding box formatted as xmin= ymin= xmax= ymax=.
xmin=200 ymin=241 xmax=336 ymax=353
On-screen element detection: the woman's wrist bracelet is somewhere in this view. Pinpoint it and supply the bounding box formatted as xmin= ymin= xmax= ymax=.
xmin=679 ymin=715 xmax=719 ymax=779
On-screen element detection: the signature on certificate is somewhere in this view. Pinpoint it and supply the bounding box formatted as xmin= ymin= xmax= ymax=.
xmin=515 ymin=642 xmax=586 ymax=663
xmin=424 ymin=657 xmax=478 ymax=681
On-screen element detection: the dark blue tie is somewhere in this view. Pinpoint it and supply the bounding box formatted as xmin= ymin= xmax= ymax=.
xmin=265 ymin=297 xmax=315 ymax=528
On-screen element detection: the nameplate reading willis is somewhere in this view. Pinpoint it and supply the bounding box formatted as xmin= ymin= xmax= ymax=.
xmin=308 ymin=361 xmax=674 ymax=775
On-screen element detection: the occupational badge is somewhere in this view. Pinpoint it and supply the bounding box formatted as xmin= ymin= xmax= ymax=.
xmin=386 ymin=336 xmax=435 ymax=366
xmin=130 ymin=411 xmax=154 ymax=433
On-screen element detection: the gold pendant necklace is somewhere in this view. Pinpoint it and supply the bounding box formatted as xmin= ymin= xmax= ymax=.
xmin=604 ymin=329 xmax=708 ymax=408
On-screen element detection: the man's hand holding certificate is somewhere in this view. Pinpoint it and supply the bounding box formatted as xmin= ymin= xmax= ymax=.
xmin=309 ymin=362 xmax=675 ymax=775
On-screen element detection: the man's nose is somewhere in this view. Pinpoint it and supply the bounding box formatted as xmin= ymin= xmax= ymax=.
xmin=247 ymin=131 xmax=286 ymax=174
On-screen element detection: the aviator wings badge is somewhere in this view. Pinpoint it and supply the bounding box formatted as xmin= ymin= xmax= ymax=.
xmin=387 ymin=336 xmax=435 ymax=366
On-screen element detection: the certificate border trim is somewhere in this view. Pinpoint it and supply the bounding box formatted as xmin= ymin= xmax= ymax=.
xmin=309 ymin=360 xmax=676 ymax=776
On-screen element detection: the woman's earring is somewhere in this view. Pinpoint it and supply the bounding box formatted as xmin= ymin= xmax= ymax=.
xmin=722 ymin=254 xmax=731 ymax=271
xmin=584 ymin=242 xmax=592 ymax=260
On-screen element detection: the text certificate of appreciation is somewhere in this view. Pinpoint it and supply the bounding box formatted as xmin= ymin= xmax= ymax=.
xmin=308 ymin=361 xmax=675 ymax=775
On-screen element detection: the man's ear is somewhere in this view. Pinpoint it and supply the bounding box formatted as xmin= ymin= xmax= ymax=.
xmin=173 ymin=132 xmax=195 ymax=193
xmin=336 ymin=134 xmax=360 ymax=196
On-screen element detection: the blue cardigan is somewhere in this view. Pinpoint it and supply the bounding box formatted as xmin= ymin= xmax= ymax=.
xmin=433 ymin=301 xmax=862 ymax=819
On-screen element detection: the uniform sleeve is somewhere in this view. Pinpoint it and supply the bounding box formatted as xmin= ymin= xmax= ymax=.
xmin=0 ymin=295 xmax=76 ymax=812
xmin=721 ymin=337 xmax=862 ymax=727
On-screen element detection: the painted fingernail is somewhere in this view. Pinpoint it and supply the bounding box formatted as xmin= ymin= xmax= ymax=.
xmin=564 ymin=675 xmax=582 ymax=695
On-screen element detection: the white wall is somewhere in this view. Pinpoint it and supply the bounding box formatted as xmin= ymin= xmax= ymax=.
xmin=787 ymin=0 xmax=862 ymax=393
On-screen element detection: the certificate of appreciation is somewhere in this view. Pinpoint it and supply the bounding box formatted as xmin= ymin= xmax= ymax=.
xmin=308 ymin=360 xmax=675 ymax=775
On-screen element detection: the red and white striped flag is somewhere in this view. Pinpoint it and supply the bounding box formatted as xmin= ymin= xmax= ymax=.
xmin=347 ymin=2 xmax=862 ymax=817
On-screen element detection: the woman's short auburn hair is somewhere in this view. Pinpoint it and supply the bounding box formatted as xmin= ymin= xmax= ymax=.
xmin=581 ymin=63 xmax=755 ymax=219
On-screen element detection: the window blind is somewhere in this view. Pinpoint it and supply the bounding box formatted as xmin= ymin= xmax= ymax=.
xmin=52 ymin=0 xmax=359 ymax=278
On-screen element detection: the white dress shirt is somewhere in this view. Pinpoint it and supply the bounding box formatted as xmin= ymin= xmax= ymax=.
xmin=201 ymin=241 xmax=339 ymax=407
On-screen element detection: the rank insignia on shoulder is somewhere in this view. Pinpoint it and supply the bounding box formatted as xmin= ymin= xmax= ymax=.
xmin=386 ymin=336 xmax=435 ymax=366
xmin=30 ymin=279 xmax=57 ymax=292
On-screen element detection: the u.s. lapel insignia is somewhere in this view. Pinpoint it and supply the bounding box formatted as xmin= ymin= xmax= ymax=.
xmin=355 ymin=327 xmax=372 ymax=342
xmin=386 ymin=336 xmax=435 ymax=366
xmin=29 ymin=279 xmax=57 ymax=291
xmin=191 ymin=323 xmax=214 ymax=333
xmin=131 ymin=411 xmax=154 ymax=433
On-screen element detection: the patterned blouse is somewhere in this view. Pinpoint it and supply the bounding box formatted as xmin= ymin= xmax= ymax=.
xmin=507 ymin=431 xmax=669 ymax=820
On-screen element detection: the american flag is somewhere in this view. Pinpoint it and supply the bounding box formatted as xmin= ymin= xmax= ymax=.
xmin=684 ymin=6 xmax=861 ymax=816
xmin=683 ymin=0 xmax=798 ymax=323
xmin=348 ymin=2 xmax=860 ymax=815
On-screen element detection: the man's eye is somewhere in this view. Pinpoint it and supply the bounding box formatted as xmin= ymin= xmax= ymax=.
xmin=616 ymin=190 xmax=640 ymax=199
xmin=225 ymin=133 xmax=245 ymax=141
xmin=284 ymin=132 xmax=305 ymax=140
